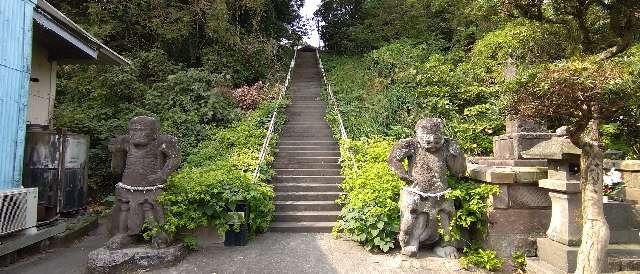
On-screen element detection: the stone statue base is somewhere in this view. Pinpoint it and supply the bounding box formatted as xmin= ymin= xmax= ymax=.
xmin=87 ymin=244 xmax=188 ymax=273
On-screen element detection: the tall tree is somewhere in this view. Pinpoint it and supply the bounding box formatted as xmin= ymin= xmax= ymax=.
xmin=509 ymin=59 xmax=637 ymax=273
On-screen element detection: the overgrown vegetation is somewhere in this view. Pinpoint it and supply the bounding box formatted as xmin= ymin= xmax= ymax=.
xmin=51 ymin=0 xmax=304 ymax=199
xmin=459 ymin=246 xmax=504 ymax=272
xmin=160 ymin=100 xmax=287 ymax=239
xmin=318 ymin=0 xmax=639 ymax=267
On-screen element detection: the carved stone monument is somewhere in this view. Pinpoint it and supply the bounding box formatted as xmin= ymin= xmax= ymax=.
xmin=388 ymin=118 xmax=466 ymax=258
xmin=88 ymin=116 xmax=185 ymax=273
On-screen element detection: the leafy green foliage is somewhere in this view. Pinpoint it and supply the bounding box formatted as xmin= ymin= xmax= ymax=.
xmin=445 ymin=178 xmax=501 ymax=241
xmin=512 ymin=250 xmax=527 ymax=273
xmin=459 ymin=246 xmax=504 ymax=271
xmin=332 ymin=138 xmax=405 ymax=252
xmin=160 ymin=101 xmax=286 ymax=240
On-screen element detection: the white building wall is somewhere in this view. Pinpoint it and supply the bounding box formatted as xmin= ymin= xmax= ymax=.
xmin=27 ymin=42 xmax=57 ymax=126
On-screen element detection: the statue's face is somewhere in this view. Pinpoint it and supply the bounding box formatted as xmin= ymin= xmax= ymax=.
xmin=128 ymin=117 xmax=158 ymax=146
xmin=415 ymin=118 xmax=445 ymax=152
xmin=417 ymin=128 xmax=444 ymax=152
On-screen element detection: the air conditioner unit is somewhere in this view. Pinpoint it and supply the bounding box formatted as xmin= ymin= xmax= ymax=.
xmin=0 ymin=188 xmax=38 ymax=236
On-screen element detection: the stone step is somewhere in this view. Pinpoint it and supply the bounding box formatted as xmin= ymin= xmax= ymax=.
xmin=273 ymin=176 xmax=344 ymax=184
xmin=273 ymin=157 xmax=339 ymax=164
xmin=275 ymin=169 xmax=341 ymax=176
xmin=274 ymin=183 xmax=341 ymax=192
xmin=275 ymin=192 xmax=343 ymax=201
xmin=278 ymin=141 xmax=338 ymax=147
xmin=283 ymin=125 xmax=332 ymax=130
xmin=274 ymin=211 xmax=341 ymax=222
xmin=272 ymin=162 xmax=341 ymax=169
xmin=278 ymin=146 xmax=339 ymax=152
xmin=275 ymin=201 xmax=340 ymax=211
xmin=281 ymin=129 xmax=333 ymax=136
xmin=277 ymin=151 xmax=340 ymax=157
xmin=269 ymin=222 xmax=336 ymax=233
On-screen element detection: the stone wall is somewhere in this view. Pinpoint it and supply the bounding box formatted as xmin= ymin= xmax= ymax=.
xmin=605 ymin=160 xmax=640 ymax=204
xmin=467 ymin=164 xmax=551 ymax=258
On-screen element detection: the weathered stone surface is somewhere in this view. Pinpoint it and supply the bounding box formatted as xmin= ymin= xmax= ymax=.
xmin=536 ymin=237 xmax=579 ymax=273
xmin=521 ymin=137 xmax=581 ymax=160
xmin=488 ymin=169 xmax=515 ymax=184
xmin=513 ymin=167 xmax=548 ymax=183
xmin=107 ymin=116 xmax=181 ymax=249
xmin=477 ymin=159 xmax=547 ymax=167
xmin=546 ymin=192 xmax=582 ymax=246
xmin=487 ymin=209 xmax=550 ymax=235
xmin=493 ymin=133 xmax=555 ymax=160
xmin=388 ymin=118 xmax=465 ymax=258
xmin=87 ymin=244 xmax=188 ymax=274
xmin=508 ymin=185 xmax=551 ymax=208
xmin=484 ymin=208 xmax=550 ymax=259
xmin=489 ymin=185 xmax=509 ymax=209
xmin=539 ymin=179 xmax=581 ymax=193
xmin=622 ymin=171 xmax=640 ymax=189
xmin=505 ymin=117 xmax=547 ymax=134
xmin=604 ymin=160 xmax=640 ymax=171
xmin=604 ymin=201 xmax=640 ymax=244
xmin=624 ymin=187 xmax=640 ymax=204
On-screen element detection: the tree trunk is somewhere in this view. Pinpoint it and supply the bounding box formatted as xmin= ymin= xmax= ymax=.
xmin=575 ymin=119 xmax=610 ymax=274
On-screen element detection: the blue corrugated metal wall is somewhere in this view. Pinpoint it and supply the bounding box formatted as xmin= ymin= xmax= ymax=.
xmin=0 ymin=0 xmax=36 ymax=190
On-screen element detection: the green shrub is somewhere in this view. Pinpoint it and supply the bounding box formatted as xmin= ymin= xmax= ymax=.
xmin=459 ymin=246 xmax=504 ymax=271
xmin=512 ymin=250 xmax=527 ymax=273
xmin=160 ymin=100 xmax=285 ymax=239
xmin=445 ymin=177 xmax=500 ymax=241
xmin=332 ymin=138 xmax=405 ymax=252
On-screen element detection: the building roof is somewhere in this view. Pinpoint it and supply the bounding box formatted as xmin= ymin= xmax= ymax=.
xmin=33 ymin=0 xmax=129 ymax=65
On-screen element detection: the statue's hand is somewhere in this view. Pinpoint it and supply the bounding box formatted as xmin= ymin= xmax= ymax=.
xmin=399 ymin=174 xmax=413 ymax=183
xmin=146 ymin=173 xmax=167 ymax=186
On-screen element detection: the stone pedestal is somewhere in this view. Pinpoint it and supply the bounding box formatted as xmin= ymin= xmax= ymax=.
xmin=493 ymin=133 xmax=555 ymax=160
xmin=539 ymin=179 xmax=582 ymax=246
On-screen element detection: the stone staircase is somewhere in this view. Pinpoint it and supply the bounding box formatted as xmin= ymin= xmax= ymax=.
xmin=270 ymin=50 xmax=343 ymax=233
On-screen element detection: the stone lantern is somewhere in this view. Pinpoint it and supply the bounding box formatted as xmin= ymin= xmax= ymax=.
xmin=523 ymin=137 xmax=582 ymax=272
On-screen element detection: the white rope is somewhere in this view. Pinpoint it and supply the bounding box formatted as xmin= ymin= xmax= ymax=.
xmin=315 ymin=49 xmax=357 ymax=171
xmin=252 ymin=49 xmax=298 ymax=183
xmin=116 ymin=182 xmax=164 ymax=192
xmin=403 ymin=187 xmax=451 ymax=199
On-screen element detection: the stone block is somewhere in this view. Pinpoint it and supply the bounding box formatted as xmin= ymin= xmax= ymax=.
xmin=539 ymin=179 xmax=581 ymax=193
xmin=508 ymin=185 xmax=551 ymax=208
xmin=622 ymin=171 xmax=640 ymax=189
xmin=536 ymin=237 xmax=578 ymax=273
xmin=87 ymin=244 xmax=188 ymax=274
xmin=605 ymin=160 xmax=640 ymax=171
xmin=487 ymin=209 xmax=550 ymax=235
xmin=483 ymin=233 xmax=541 ymax=259
xmin=477 ymin=159 xmax=548 ymax=167
xmin=546 ymin=192 xmax=582 ymax=246
xmin=513 ymin=167 xmax=548 ymax=183
xmin=604 ymin=201 xmax=640 ymax=244
xmin=489 ymin=185 xmax=509 ymax=209
xmin=493 ymin=133 xmax=555 ymax=160
xmin=623 ymin=187 xmax=640 ymax=204
xmin=488 ymin=169 xmax=516 ymax=184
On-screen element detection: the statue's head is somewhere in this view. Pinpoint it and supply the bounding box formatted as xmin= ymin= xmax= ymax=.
xmin=128 ymin=116 xmax=159 ymax=146
xmin=415 ymin=118 xmax=444 ymax=152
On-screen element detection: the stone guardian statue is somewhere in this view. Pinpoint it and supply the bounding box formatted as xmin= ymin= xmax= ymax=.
xmin=388 ymin=118 xmax=466 ymax=258
xmin=106 ymin=116 xmax=181 ymax=249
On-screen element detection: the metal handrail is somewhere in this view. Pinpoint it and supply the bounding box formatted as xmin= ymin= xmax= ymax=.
xmin=252 ymin=49 xmax=298 ymax=183
xmin=315 ymin=49 xmax=358 ymax=170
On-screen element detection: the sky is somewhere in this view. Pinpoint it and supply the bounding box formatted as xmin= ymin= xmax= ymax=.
xmin=301 ymin=0 xmax=322 ymax=47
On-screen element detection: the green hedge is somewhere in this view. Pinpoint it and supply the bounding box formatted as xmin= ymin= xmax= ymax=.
xmin=160 ymin=100 xmax=286 ymax=239
xmin=331 ymin=137 xmax=499 ymax=252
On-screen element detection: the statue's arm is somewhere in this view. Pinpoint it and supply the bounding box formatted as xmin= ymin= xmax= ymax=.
xmin=159 ymin=136 xmax=182 ymax=180
xmin=108 ymin=136 xmax=128 ymax=175
xmin=387 ymin=138 xmax=416 ymax=183
xmin=445 ymin=139 xmax=467 ymax=177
